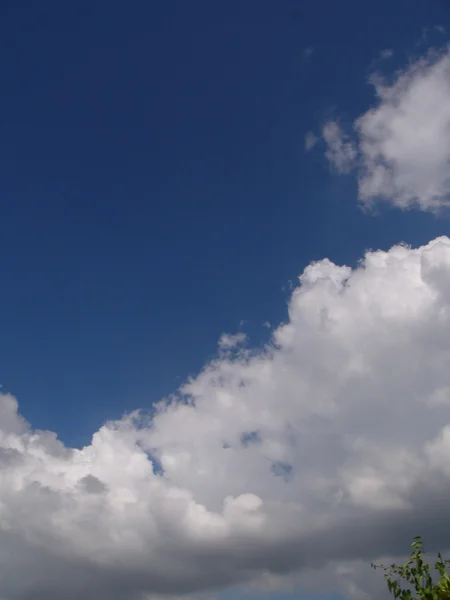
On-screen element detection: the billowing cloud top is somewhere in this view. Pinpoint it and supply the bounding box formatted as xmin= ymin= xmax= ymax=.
xmin=322 ymin=47 xmax=450 ymax=211
xmin=2 ymin=236 xmax=450 ymax=599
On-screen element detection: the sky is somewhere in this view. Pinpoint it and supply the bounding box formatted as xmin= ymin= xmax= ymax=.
xmin=2 ymin=0 xmax=450 ymax=599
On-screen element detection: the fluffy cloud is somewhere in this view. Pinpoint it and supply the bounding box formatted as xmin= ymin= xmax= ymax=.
xmin=322 ymin=47 xmax=450 ymax=211
xmin=2 ymin=237 xmax=450 ymax=599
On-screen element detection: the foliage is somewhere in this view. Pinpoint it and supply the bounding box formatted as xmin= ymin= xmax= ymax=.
xmin=371 ymin=537 xmax=450 ymax=600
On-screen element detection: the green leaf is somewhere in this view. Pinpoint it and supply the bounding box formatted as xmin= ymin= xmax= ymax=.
xmin=372 ymin=537 xmax=450 ymax=600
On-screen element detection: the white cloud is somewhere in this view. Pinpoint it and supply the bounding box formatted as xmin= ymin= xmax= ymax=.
xmin=218 ymin=332 xmax=247 ymax=350
xmin=322 ymin=122 xmax=357 ymax=174
xmin=2 ymin=237 xmax=450 ymax=598
xmin=322 ymin=47 xmax=450 ymax=211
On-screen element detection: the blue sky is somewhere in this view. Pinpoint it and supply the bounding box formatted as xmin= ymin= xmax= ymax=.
xmin=1 ymin=0 xmax=448 ymax=447
xmin=2 ymin=1 xmax=450 ymax=600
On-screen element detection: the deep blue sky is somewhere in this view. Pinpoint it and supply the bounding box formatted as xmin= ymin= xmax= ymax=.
xmin=1 ymin=0 xmax=449 ymax=447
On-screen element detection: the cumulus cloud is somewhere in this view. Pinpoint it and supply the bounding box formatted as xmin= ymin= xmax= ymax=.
xmin=322 ymin=46 xmax=450 ymax=211
xmin=2 ymin=237 xmax=450 ymax=599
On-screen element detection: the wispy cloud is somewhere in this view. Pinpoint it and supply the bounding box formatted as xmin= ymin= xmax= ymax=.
xmin=218 ymin=332 xmax=247 ymax=350
xmin=305 ymin=131 xmax=319 ymax=151
xmin=322 ymin=122 xmax=357 ymax=173
xmin=379 ymin=48 xmax=393 ymax=60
